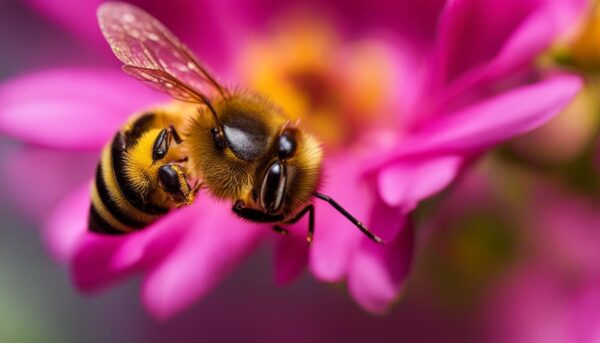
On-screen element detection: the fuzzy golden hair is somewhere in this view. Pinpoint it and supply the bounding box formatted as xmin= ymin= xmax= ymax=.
xmin=184 ymin=93 xmax=283 ymax=200
xmin=184 ymin=92 xmax=323 ymax=214
xmin=90 ymin=107 xmax=192 ymax=233
xmin=279 ymin=131 xmax=323 ymax=214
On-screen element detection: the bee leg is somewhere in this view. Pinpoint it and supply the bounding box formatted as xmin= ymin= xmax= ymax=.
xmin=168 ymin=124 xmax=183 ymax=144
xmin=152 ymin=128 xmax=171 ymax=161
xmin=185 ymin=181 xmax=202 ymax=205
xmin=158 ymin=164 xmax=196 ymax=207
xmin=232 ymin=200 xmax=284 ymax=223
xmin=313 ymin=192 xmax=384 ymax=244
xmin=272 ymin=225 xmax=289 ymax=236
xmin=280 ymin=205 xmax=314 ymax=243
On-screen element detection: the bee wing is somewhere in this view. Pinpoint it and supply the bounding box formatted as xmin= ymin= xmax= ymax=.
xmin=122 ymin=66 xmax=208 ymax=103
xmin=97 ymin=2 xmax=228 ymax=103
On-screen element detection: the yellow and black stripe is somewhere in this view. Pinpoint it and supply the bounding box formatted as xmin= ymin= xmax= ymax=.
xmin=89 ymin=114 xmax=169 ymax=234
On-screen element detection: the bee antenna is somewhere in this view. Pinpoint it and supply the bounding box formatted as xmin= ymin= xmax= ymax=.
xmin=313 ymin=192 xmax=385 ymax=244
xmin=198 ymin=96 xmax=222 ymax=128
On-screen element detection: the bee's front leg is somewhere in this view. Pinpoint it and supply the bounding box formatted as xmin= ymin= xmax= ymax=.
xmin=158 ymin=164 xmax=198 ymax=207
xmin=167 ymin=124 xmax=183 ymax=145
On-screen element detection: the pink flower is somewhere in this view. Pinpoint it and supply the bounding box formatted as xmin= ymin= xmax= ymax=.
xmin=486 ymin=186 xmax=600 ymax=343
xmin=0 ymin=0 xmax=584 ymax=319
xmin=418 ymin=163 xmax=600 ymax=343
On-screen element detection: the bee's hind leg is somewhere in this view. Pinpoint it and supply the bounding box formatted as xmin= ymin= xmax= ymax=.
xmin=272 ymin=225 xmax=289 ymax=236
xmin=276 ymin=205 xmax=315 ymax=243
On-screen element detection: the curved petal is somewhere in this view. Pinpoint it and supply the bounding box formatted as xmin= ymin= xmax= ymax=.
xmin=0 ymin=68 xmax=164 ymax=151
xmin=378 ymin=154 xmax=463 ymax=208
xmin=44 ymin=182 xmax=184 ymax=272
xmin=44 ymin=183 xmax=92 ymax=262
xmin=26 ymin=0 xmax=106 ymax=46
xmin=366 ymin=74 xmax=583 ymax=173
xmin=69 ymin=205 xmax=197 ymax=293
xmin=481 ymin=0 xmax=585 ymax=82
xmin=413 ymin=74 xmax=583 ymax=154
xmin=1 ymin=146 xmax=97 ymax=222
xmin=218 ymin=0 xmax=445 ymax=59
xmin=530 ymin=186 xmax=600 ymax=271
xmin=425 ymin=0 xmax=586 ymax=116
xmin=431 ymin=0 xmax=585 ymax=90
xmin=308 ymin=156 xmax=375 ymax=282
xmin=141 ymin=199 xmax=266 ymax=320
xmin=273 ymin=230 xmax=309 ymax=286
xmin=348 ymin=216 xmax=414 ymax=314
xmin=569 ymin=279 xmax=600 ymax=343
xmin=46 ymin=182 xmax=266 ymax=320
xmin=26 ymin=0 xmax=239 ymax=72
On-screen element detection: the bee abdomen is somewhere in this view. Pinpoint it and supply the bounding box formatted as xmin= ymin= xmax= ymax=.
xmin=88 ymin=131 xmax=168 ymax=234
xmin=89 ymin=163 xmax=151 ymax=234
xmin=88 ymin=204 xmax=125 ymax=234
xmin=111 ymin=132 xmax=169 ymax=215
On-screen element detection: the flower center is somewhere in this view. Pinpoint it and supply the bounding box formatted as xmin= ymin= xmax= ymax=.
xmin=237 ymin=15 xmax=399 ymax=151
xmin=550 ymin=2 xmax=600 ymax=72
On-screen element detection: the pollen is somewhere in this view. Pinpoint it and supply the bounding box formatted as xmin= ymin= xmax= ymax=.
xmin=237 ymin=14 xmax=398 ymax=150
xmin=563 ymin=3 xmax=600 ymax=71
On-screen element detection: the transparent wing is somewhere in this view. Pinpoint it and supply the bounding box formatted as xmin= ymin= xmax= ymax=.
xmin=122 ymin=66 xmax=209 ymax=103
xmin=97 ymin=2 xmax=228 ymax=103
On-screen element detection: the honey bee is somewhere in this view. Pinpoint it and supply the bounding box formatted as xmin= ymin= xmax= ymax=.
xmin=96 ymin=2 xmax=383 ymax=243
xmin=89 ymin=107 xmax=200 ymax=234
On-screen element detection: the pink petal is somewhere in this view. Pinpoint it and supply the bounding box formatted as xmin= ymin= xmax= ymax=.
xmin=378 ymin=154 xmax=463 ymax=208
xmin=425 ymin=0 xmax=586 ymax=115
xmin=569 ymin=279 xmax=600 ymax=343
xmin=44 ymin=184 xmax=91 ymax=262
xmin=70 ymin=234 xmax=145 ymax=293
xmin=530 ymin=186 xmax=600 ymax=271
xmin=481 ymin=0 xmax=585 ymax=81
xmin=367 ymin=195 xmax=409 ymax=243
xmin=69 ymin=206 xmax=197 ymax=293
xmin=80 ymin=208 xmax=265 ymax=320
xmin=141 ymin=198 xmax=266 ymax=320
xmin=308 ymin=156 xmax=375 ymax=282
xmin=26 ymin=0 xmax=105 ymax=46
xmin=432 ymin=0 xmax=584 ymax=89
xmin=47 ymin=182 xmax=267 ymax=320
xmin=1 ymin=146 xmax=97 ymax=222
xmin=367 ymin=74 xmax=582 ymax=173
xmin=0 ymin=68 xmax=163 ymax=151
xmin=27 ymin=0 xmax=238 ymax=72
xmin=348 ymin=217 xmax=414 ymax=314
xmin=433 ymin=0 xmax=534 ymax=86
xmin=486 ymin=265 xmax=571 ymax=343
xmin=273 ymin=230 xmax=309 ymax=286
xmin=414 ymin=74 xmax=583 ymax=154
xmin=222 ymin=0 xmax=444 ymax=59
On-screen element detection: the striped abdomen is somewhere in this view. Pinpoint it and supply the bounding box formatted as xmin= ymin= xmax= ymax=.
xmin=89 ymin=131 xmax=168 ymax=234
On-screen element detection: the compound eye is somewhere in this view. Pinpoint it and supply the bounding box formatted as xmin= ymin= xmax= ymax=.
xmin=277 ymin=129 xmax=297 ymax=159
xmin=152 ymin=128 xmax=170 ymax=160
xmin=259 ymin=161 xmax=287 ymax=214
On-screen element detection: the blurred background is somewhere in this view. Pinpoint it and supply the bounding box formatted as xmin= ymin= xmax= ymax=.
xmin=2 ymin=0 xmax=600 ymax=342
